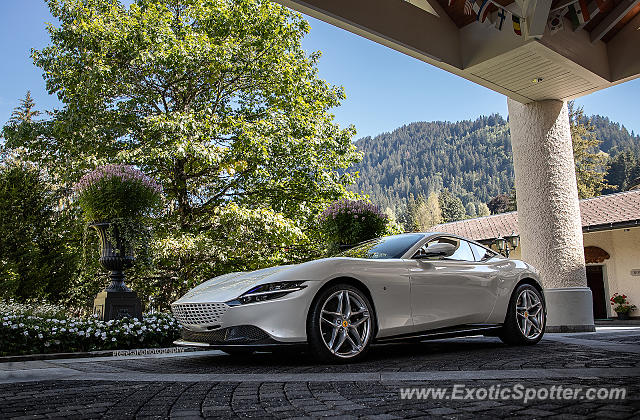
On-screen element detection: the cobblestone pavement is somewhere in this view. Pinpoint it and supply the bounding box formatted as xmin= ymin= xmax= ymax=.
xmin=1 ymin=327 xmax=639 ymax=419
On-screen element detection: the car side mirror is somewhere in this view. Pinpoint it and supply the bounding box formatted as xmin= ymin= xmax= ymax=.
xmin=417 ymin=243 xmax=457 ymax=259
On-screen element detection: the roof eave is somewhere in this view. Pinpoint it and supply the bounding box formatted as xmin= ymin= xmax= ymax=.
xmin=582 ymin=220 xmax=640 ymax=233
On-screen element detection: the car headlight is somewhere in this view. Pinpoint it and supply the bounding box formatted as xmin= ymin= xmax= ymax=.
xmin=226 ymin=281 xmax=308 ymax=306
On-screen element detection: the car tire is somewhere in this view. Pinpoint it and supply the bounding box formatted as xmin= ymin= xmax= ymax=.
xmin=499 ymin=283 xmax=546 ymax=345
xmin=307 ymin=284 xmax=375 ymax=363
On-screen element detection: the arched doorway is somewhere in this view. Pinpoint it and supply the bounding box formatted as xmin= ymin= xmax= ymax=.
xmin=584 ymin=246 xmax=610 ymax=320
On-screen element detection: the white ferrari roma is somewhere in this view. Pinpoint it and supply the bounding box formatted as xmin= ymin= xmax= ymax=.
xmin=172 ymin=233 xmax=546 ymax=362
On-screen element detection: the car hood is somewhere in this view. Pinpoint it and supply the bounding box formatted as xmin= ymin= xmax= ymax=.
xmin=171 ymin=256 xmax=386 ymax=305
xmin=172 ymin=264 xmax=301 ymax=304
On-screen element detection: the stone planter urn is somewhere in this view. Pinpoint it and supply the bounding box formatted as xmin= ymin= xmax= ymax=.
xmin=92 ymin=222 xmax=135 ymax=291
xmin=616 ymin=311 xmax=630 ymax=320
xmin=91 ymin=222 xmax=142 ymax=321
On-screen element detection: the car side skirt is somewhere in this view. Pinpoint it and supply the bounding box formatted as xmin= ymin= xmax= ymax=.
xmin=173 ymin=324 xmax=504 ymax=351
xmin=373 ymin=324 xmax=503 ymax=343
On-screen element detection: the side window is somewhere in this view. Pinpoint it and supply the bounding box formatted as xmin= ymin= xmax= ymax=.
xmin=425 ymin=237 xmax=475 ymax=262
xmin=469 ymin=242 xmax=497 ymax=262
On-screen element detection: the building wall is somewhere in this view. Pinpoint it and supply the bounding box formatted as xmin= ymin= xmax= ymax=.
xmin=583 ymin=227 xmax=640 ymax=317
xmin=487 ymin=227 xmax=640 ymax=317
xmin=485 ymin=241 xmax=522 ymax=259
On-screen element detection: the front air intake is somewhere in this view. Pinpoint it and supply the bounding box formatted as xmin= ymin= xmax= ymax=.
xmin=171 ymin=302 xmax=229 ymax=329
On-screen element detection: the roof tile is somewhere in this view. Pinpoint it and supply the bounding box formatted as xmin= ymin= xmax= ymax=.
xmin=432 ymin=190 xmax=640 ymax=241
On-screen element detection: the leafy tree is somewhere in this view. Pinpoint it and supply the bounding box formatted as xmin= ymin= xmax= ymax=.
xmin=9 ymin=91 xmax=40 ymax=124
xmin=382 ymin=206 xmax=404 ymax=235
xmin=465 ymin=202 xmax=477 ymax=218
xmin=605 ymin=150 xmax=638 ymax=193
xmin=569 ymin=101 xmax=610 ymax=198
xmin=0 ymin=164 xmax=79 ymax=301
xmin=2 ymin=91 xmax=41 ymax=162
xmin=400 ymin=193 xmax=442 ymax=231
xmin=2 ymin=92 xmax=104 ymax=308
xmin=383 ymin=207 xmax=397 ymax=224
xmin=350 ymin=115 xmax=514 ymax=210
xmin=590 ymin=115 xmax=640 ymax=154
xmin=415 ymin=192 xmax=442 ymax=230
xmin=439 ymin=189 xmax=466 ymax=223
xmin=509 ymin=187 xmax=517 ymax=211
xmin=349 ymin=112 xmax=640 ymax=214
xmin=488 ymin=194 xmax=512 ymax=214
xmin=318 ymin=199 xmax=388 ymax=247
xmin=476 ymin=202 xmax=491 ymax=217
xmin=399 ymin=193 xmax=420 ymax=232
xmin=3 ymin=0 xmax=360 ymax=305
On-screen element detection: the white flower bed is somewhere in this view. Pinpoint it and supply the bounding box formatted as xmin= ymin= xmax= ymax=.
xmin=0 ymin=301 xmax=181 ymax=356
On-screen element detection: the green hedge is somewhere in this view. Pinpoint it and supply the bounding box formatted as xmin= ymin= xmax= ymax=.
xmin=0 ymin=301 xmax=180 ymax=356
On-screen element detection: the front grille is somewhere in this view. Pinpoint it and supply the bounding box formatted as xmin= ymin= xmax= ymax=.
xmin=182 ymin=328 xmax=228 ymax=343
xmin=181 ymin=325 xmax=271 ymax=344
xmin=171 ymin=303 xmax=229 ymax=328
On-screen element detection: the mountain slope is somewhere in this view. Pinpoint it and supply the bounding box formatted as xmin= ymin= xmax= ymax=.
xmin=349 ymin=114 xmax=640 ymax=213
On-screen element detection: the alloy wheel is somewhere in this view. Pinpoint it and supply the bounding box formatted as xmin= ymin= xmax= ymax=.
xmin=516 ymin=289 xmax=545 ymax=340
xmin=318 ymin=289 xmax=372 ymax=358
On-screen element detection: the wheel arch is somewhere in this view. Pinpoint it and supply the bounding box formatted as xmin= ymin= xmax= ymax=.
xmin=499 ymin=276 xmax=547 ymax=344
xmin=512 ymin=277 xmax=547 ymax=315
xmin=516 ymin=277 xmax=545 ymax=301
xmin=493 ymin=276 xmax=546 ymax=325
xmin=306 ymin=276 xmax=380 ymax=338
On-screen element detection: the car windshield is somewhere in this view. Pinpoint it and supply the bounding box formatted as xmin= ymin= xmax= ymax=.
xmin=337 ymin=234 xmax=425 ymax=259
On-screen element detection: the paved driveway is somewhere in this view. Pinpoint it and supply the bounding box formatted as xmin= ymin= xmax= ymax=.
xmin=1 ymin=327 xmax=639 ymax=419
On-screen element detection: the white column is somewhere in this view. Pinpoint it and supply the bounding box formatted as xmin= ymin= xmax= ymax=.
xmin=508 ymin=98 xmax=595 ymax=333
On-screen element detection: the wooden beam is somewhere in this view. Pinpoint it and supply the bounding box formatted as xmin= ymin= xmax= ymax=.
xmin=607 ymin=11 xmax=640 ymax=82
xmin=551 ymin=0 xmax=577 ymax=12
xmin=277 ymin=0 xmax=535 ymax=103
xmin=575 ymin=0 xmax=601 ymax=30
xmin=274 ymin=0 xmax=462 ymax=68
xmin=527 ymin=0 xmax=554 ymax=37
xmin=590 ymin=0 xmax=640 ymax=42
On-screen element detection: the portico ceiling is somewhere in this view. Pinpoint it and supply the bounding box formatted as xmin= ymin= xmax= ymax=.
xmin=275 ymin=0 xmax=640 ymax=103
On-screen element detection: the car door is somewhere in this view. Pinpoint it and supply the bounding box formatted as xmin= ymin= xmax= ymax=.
xmin=345 ymin=258 xmax=414 ymax=338
xmin=332 ymin=233 xmax=424 ymax=338
xmin=409 ymin=236 xmax=501 ymax=331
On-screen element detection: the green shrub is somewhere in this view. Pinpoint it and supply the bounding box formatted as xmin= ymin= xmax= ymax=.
xmin=319 ymin=199 xmax=388 ymax=246
xmin=610 ymin=293 xmax=637 ymax=314
xmin=74 ymin=164 xmax=163 ymax=274
xmin=74 ymin=164 xmax=162 ymax=223
xmin=0 ymin=300 xmax=180 ymax=356
xmin=0 ymin=164 xmax=80 ymax=301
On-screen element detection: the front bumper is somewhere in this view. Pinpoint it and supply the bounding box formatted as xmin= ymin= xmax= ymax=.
xmin=180 ymin=325 xmax=274 ymax=345
xmin=172 ymin=281 xmax=324 ymax=342
xmin=174 ymin=325 xmax=306 ymax=350
xmin=173 ymin=338 xmax=307 ymax=351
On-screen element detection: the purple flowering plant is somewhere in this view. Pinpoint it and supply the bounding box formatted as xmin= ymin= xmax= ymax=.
xmin=74 ymin=164 xmax=162 ymax=223
xmin=319 ymin=199 xmax=388 ymax=246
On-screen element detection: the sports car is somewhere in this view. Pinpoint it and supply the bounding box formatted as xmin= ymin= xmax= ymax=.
xmin=172 ymin=232 xmax=546 ymax=362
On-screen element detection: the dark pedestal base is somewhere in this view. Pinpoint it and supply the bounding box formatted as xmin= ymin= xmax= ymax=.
xmin=93 ymin=290 xmax=143 ymax=321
